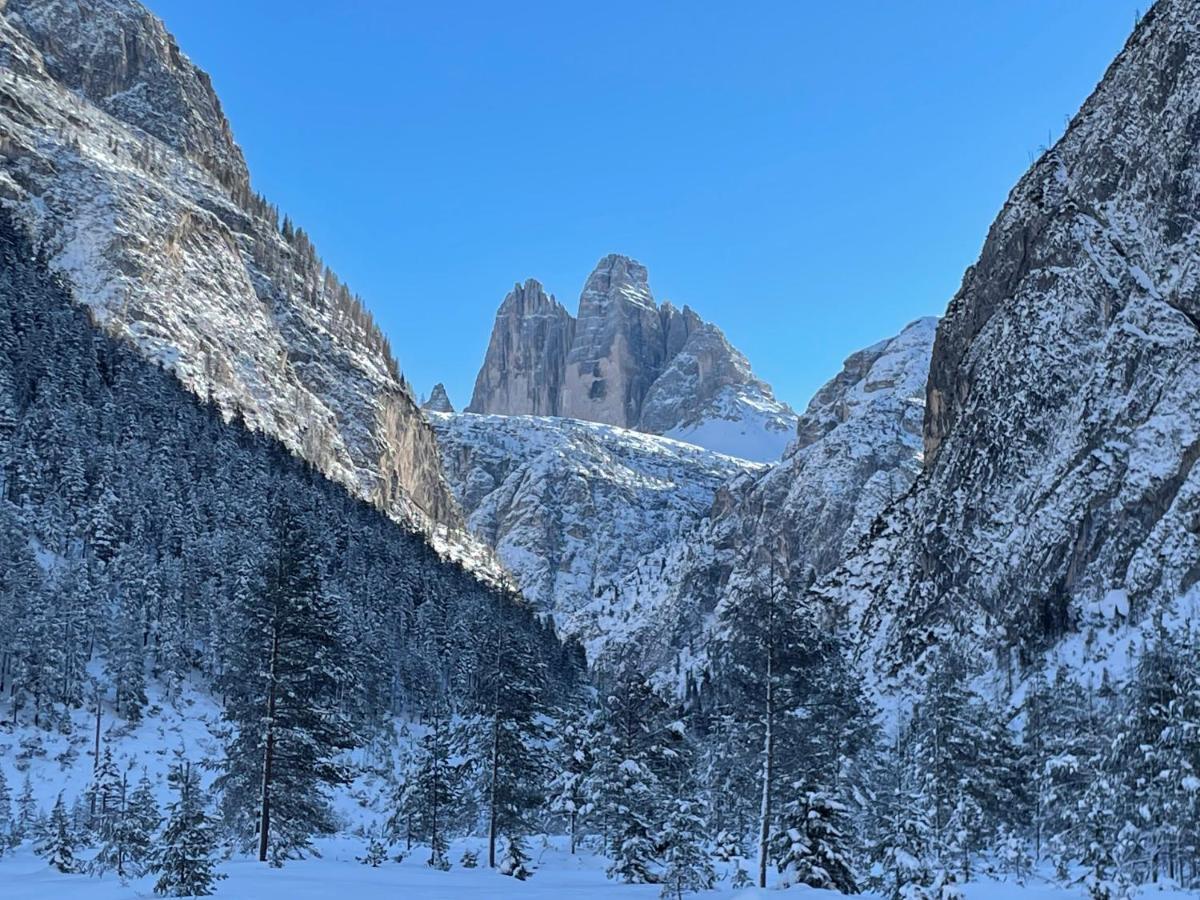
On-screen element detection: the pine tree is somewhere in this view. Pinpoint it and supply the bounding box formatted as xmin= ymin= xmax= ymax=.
xmin=151 ymin=759 xmax=223 ymax=897
xmin=35 ymin=793 xmax=78 ymax=873
xmin=775 ymin=788 xmax=857 ymax=893
xmin=594 ymin=670 xmax=681 ymax=883
xmin=658 ymin=796 xmax=715 ymax=899
xmin=547 ymin=704 xmax=596 ymax=855
xmin=390 ymin=704 xmax=460 ymax=870
xmin=708 ymin=555 xmax=844 ymax=888
xmin=473 ymin=607 xmax=549 ymax=871
xmin=216 ymin=505 xmax=356 ymax=864
xmin=87 ymin=745 xmax=123 ymax=827
xmin=497 ymin=835 xmax=533 ymax=880
xmin=357 ymin=833 xmax=388 ymax=867
xmin=14 ymin=772 xmax=36 ymax=843
xmin=0 ymin=767 xmax=11 ymax=851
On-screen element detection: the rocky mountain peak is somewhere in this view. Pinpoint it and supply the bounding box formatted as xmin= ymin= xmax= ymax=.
xmin=577 ymin=253 xmax=655 ymax=314
xmin=823 ymin=0 xmax=1200 ymax=679
xmin=5 ymin=0 xmax=250 ymax=199
xmin=423 ymin=383 xmax=455 ymax=413
xmin=469 ymin=255 xmax=797 ymax=461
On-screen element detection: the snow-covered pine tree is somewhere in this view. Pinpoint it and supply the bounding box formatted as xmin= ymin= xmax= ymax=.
xmin=774 ymin=788 xmax=857 ymax=893
xmin=35 ymin=792 xmax=79 ymax=873
xmin=357 ymin=832 xmax=388 ymax=867
xmin=216 ymin=504 xmax=356 ymax=864
xmin=658 ymin=795 xmax=715 ymax=899
xmin=867 ymin=726 xmax=934 ymax=900
xmin=14 ymin=771 xmax=36 ymax=843
xmin=474 ymin=602 xmax=549 ymax=872
xmin=151 ymin=758 xmax=223 ymax=897
xmin=547 ymin=703 xmax=596 ymax=855
xmin=0 ymin=766 xmax=11 ymax=850
xmin=595 ymin=669 xmax=682 ymax=884
xmin=707 ymin=551 xmax=827 ymax=888
xmin=87 ymin=745 xmax=123 ymax=825
xmin=393 ymin=703 xmax=460 ymax=870
xmin=497 ymin=835 xmax=533 ymax=880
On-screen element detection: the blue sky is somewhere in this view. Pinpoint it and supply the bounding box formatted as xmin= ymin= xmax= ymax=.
xmin=148 ymin=1 xmax=1140 ymax=411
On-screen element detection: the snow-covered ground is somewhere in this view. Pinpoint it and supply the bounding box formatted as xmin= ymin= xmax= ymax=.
xmin=3 ymin=838 xmax=1197 ymax=900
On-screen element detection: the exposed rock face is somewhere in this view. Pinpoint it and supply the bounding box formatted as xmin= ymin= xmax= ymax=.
xmin=466 ymin=280 xmax=574 ymax=417
xmin=590 ymin=317 xmax=937 ymax=680
xmin=423 ymin=383 xmax=455 ymax=413
xmin=560 ymin=254 xmax=666 ymax=427
xmin=429 ymin=410 xmax=763 ymax=650
xmin=0 ymin=0 xmax=468 ymax=545
xmin=822 ymin=0 xmax=1200 ymax=680
xmin=468 ymin=254 xmax=797 ymax=462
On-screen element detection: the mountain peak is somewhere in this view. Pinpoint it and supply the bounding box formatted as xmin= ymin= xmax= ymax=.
xmin=468 ymin=256 xmax=796 ymax=459
xmin=579 ymin=254 xmax=655 ymax=314
xmin=423 ymin=383 xmax=455 ymax=414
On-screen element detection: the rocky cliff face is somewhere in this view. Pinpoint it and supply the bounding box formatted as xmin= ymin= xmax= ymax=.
xmin=0 ymin=0 xmax=467 ymax=545
xmin=468 ymin=254 xmax=797 ymax=462
xmin=822 ymin=0 xmax=1200 ymax=682
xmin=466 ymin=279 xmax=574 ymax=417
xmin=437 ymin=317 xmax=935 ymax=672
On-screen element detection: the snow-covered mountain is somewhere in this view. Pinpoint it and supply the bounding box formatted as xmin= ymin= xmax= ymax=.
xmin=820 ymin=0 xmax=1200 ymax=685
xmin=429 ymin=410 xmax=764 ymax=647
xmin=0 ymin=0 xmax=476 ymax=557
xmin=434 ymin=317 xmax=936 ymax=670
xmin=468 ymin=255 xmax=798 ymax=462
xmin=589 ymin=317 xmax=938 ymax=680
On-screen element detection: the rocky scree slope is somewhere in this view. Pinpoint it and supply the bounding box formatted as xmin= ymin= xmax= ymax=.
xmin=820 ymin=0 xmax=1200 ymax=682
xmin=468 ymin=254 xmax=798 ymax=462
xmin=0 ymin=0 xmax=477 ymax=557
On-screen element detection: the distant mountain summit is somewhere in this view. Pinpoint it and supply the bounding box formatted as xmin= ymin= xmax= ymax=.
xmin=468 ymin=254 xmax=797 ymax=461
xmin=422 ymin=383 xmax=455 ymax=413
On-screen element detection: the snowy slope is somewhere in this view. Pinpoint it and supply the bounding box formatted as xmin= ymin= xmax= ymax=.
xmin=592 ymin=317 xmax=937 ymax=683
xmin=430 ymin=411 xmax=764 ymax=650
xmin=434 ymin=318 xmax=936 ymax=673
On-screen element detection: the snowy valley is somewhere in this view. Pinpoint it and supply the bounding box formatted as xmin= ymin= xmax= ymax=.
xmin=3 ymin=1 xmax=1200 ymax=899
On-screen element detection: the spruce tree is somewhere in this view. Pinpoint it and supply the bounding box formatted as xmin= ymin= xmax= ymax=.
xmin=775 ymin=788 xmax=857 ymax=893
xmin=658 ymin=796 xmax=715 ymax=899
xmin=152 ymin=759 xmax=223 ymax=897
xmin=36 ymin=793 xmax=79 ymax=873
xmin=547 ymin=704 xmax=596 ymax=855
xmin=14 ymin=772 xmax=36 ymax=843
xmin=474 ymin=609 xmax=548 ymax=871
xmin=0 ymin=767 xmax=11 ymax=850
xmin=216 ymin=505 xmax=355 ymax=864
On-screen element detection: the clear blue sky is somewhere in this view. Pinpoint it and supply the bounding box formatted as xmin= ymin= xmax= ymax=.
xmin=148 ymin=1 xmax=1140 ymax=411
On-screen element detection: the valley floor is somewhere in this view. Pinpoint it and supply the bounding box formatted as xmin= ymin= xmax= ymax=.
xmin=2 ymin=837 xmax=1197 ymax=900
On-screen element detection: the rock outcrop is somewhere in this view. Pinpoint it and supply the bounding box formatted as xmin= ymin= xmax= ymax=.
xmin=423 ymin=383 xmax=455 ymax=413
xmin=428 ymin=410 xmax=763 ymax=649
xmin=466 ymin=279 xmax=574 ymax=417
xmin=589 ymin=317 xmax=937 ymax=679
xmin=468 ymin=254 xmax=797 ymax=462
